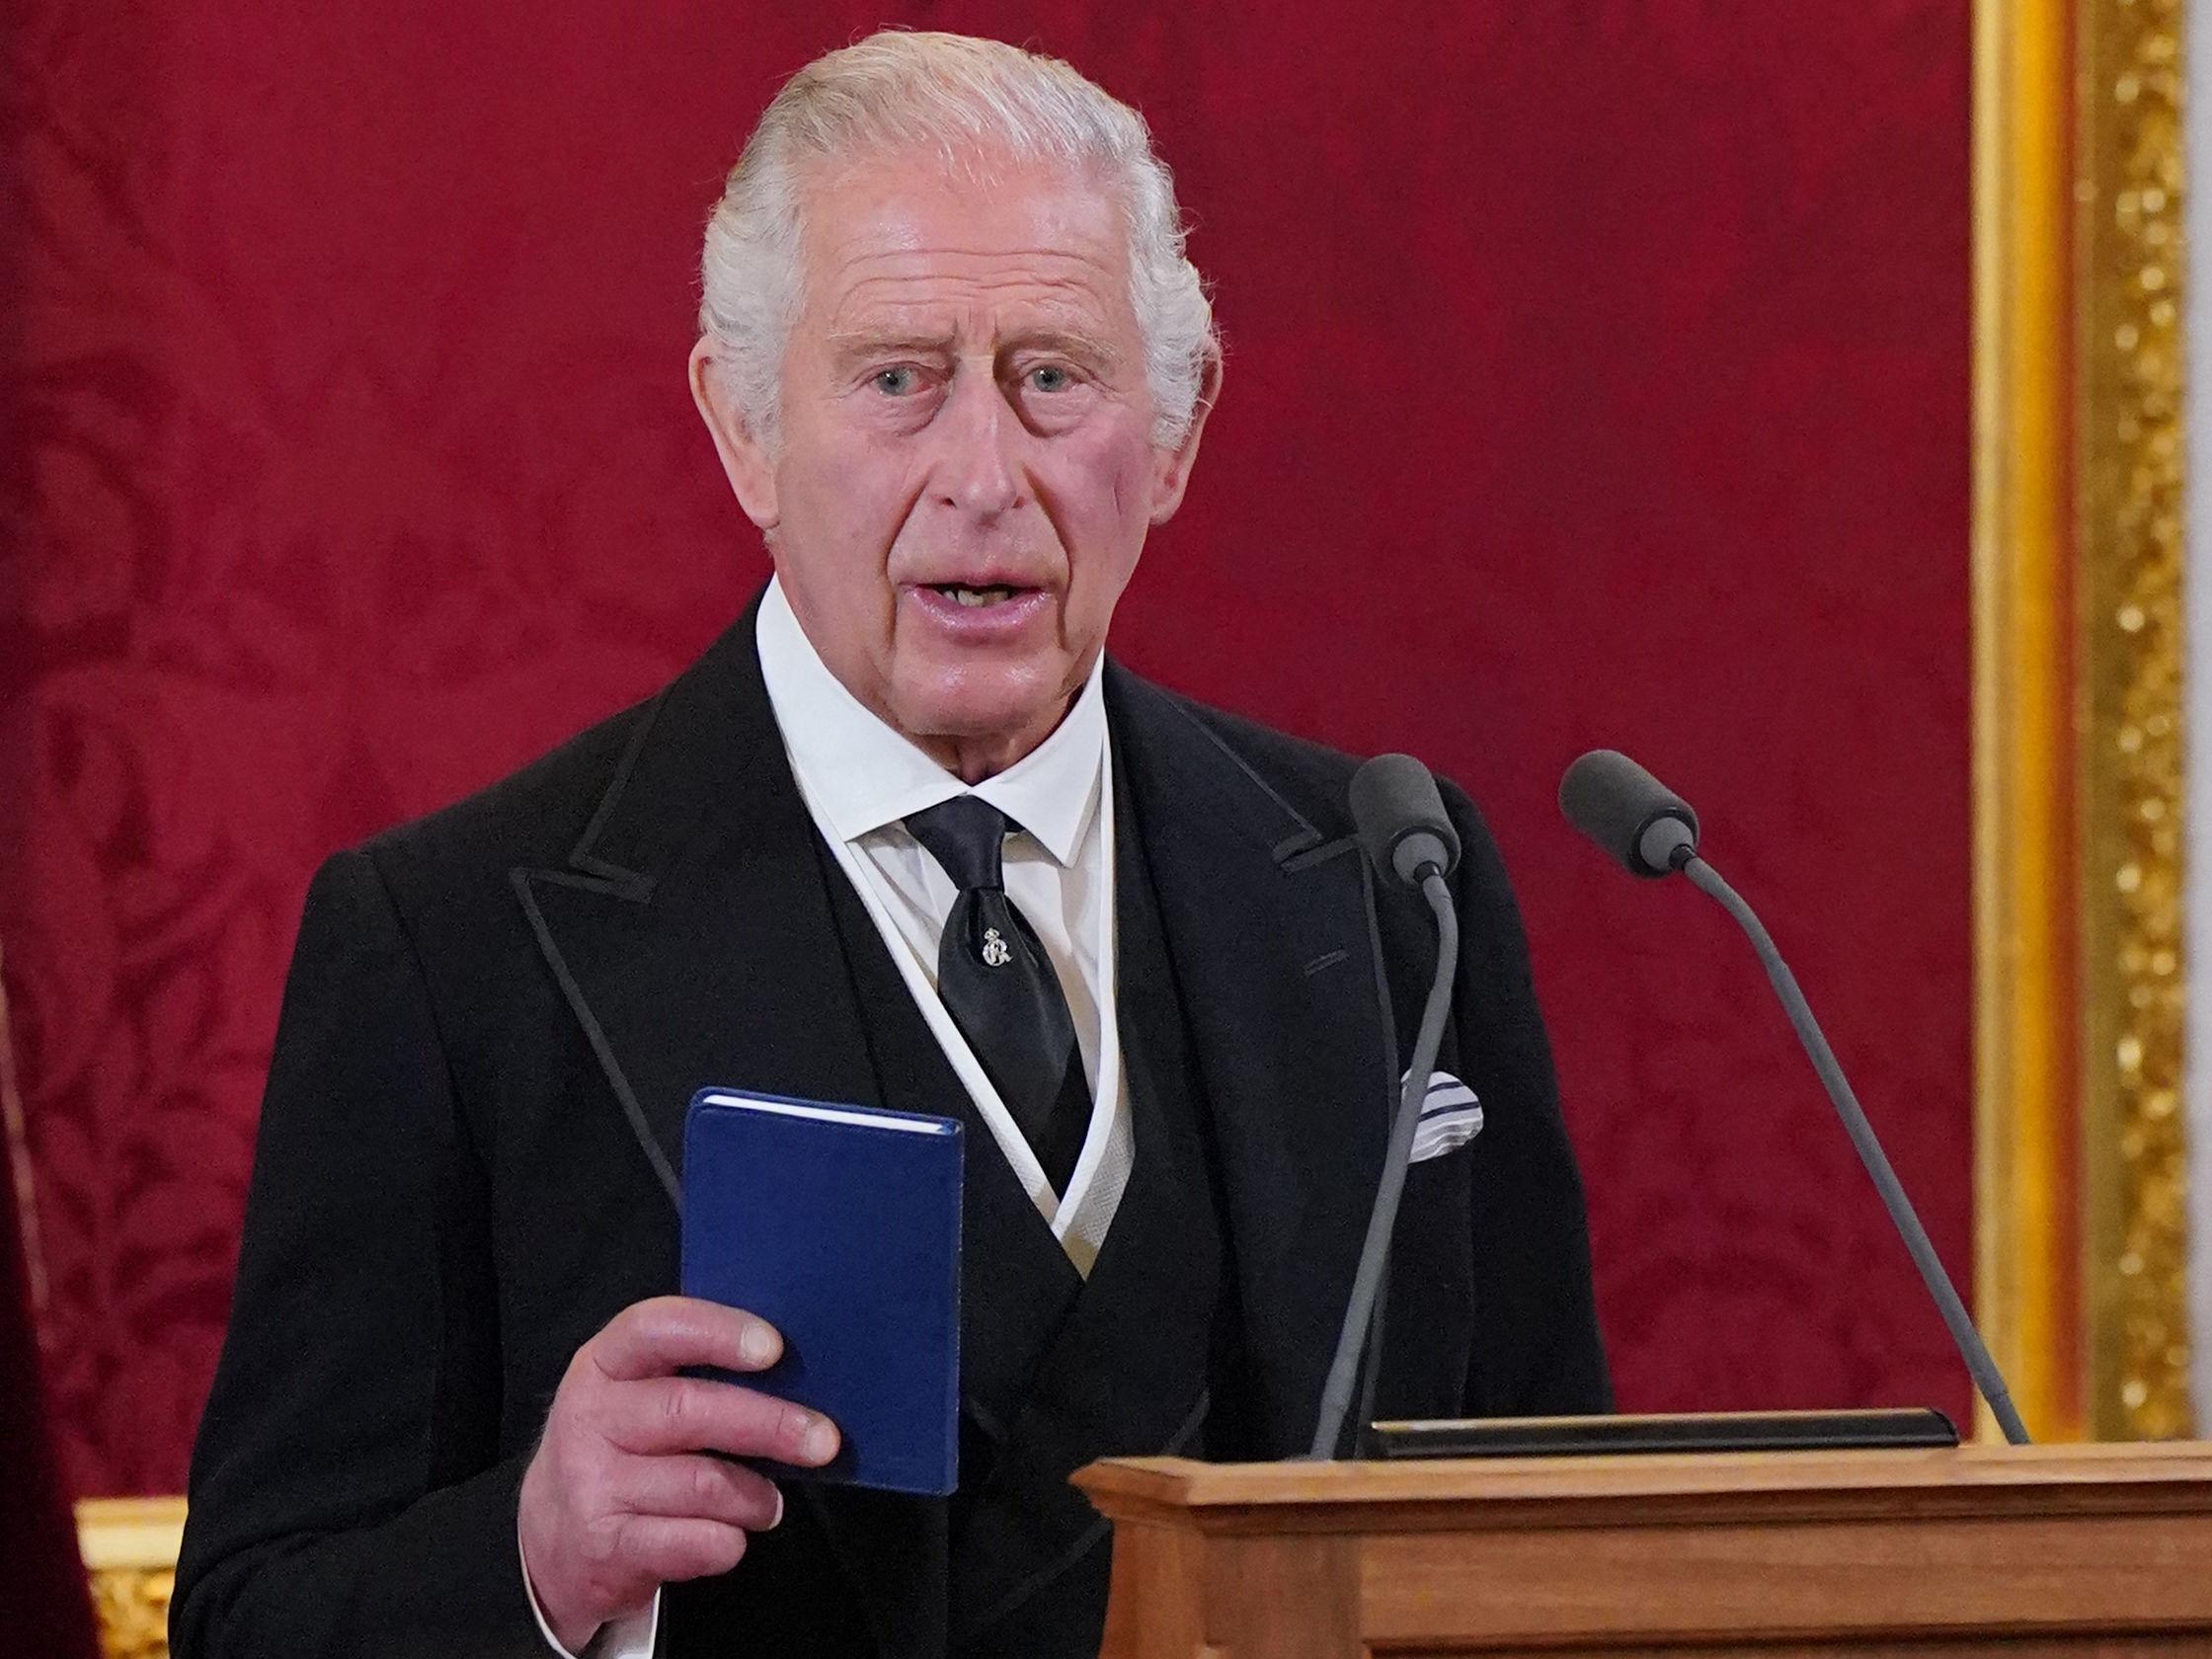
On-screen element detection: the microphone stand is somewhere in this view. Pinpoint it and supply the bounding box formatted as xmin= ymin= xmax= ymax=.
xmin=1680 ymin=851 xmax=2031 ymax=1447
xmin=1307 ymin=868 xmax=1460 ymax=1461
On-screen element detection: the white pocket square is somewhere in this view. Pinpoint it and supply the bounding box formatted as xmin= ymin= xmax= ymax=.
xmin=1403 ymin=1069 xmax=1483 ymax=1162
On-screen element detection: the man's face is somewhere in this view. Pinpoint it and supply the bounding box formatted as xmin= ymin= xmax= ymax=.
xmin=692 ymin=148 xmax=1217 ymax=776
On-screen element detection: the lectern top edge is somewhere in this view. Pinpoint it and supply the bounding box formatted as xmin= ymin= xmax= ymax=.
xmin=1074 ymin=1440 xmax=2212 ymax=1517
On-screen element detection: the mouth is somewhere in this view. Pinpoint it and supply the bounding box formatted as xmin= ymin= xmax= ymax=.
xmin=922 ymin=582 xmax=1034 ymax=609
xmin=903 ymin=579 xmax=1055 ymax=639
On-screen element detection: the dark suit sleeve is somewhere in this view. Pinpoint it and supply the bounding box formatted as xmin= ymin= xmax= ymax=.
xmin=1439 ymin=781 xmax=1613 ymax=1416
xmin=173 ymin=850 xmax=541 ymax=1659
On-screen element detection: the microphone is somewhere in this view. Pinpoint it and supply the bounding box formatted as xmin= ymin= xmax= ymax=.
xmin=1558 ymin=749 xmax=2031 ymax=1446
xmin=1309 ymin=754 xmax=1462 ymax=1460
xmin=1558 ymin=749 xmax=1698 ymax=876
xmin=1350 ymin=752 xmax=1462 ymax=885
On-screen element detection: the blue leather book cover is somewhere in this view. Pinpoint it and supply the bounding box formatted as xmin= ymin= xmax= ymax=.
xmin=680 ymin=1088 xmax=963 ymax=1496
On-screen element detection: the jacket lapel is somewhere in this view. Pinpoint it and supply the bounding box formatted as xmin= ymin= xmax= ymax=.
xmin=1105 ymin=665 xmax=1401 ymax=1460
xmin=512 ymin=609 xmax=883 ymax=1197
xmin=513 ymin=599 xmax=945 ymax=1659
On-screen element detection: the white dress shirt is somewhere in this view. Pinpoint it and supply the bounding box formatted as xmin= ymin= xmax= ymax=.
xmin=528 ymin=579 xmax=1131 ymax=1657
xmin=756 ymin=579 xmax=1132 ymax=1263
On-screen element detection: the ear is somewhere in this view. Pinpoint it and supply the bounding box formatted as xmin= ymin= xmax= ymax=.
xmin=1146 ymin=347 xmax=1224 ymax=525
xmin=688 ymin=336 xmax=780 ymax=530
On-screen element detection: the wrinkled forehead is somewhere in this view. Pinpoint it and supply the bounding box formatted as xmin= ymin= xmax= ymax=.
xmin=791 ymin=145 xmax=1139 ymax=341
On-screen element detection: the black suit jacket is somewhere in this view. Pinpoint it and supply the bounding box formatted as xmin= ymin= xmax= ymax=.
xmin=174 ymin=600 xmax=1608 ymax=1658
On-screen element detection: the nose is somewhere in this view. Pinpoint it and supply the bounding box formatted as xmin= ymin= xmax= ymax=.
xmin=928 ymin=363 xmax=1028 ymax=522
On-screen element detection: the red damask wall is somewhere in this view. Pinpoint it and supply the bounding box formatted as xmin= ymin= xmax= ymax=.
xmin=2 ymin=2 xmax=1973 ymax=1495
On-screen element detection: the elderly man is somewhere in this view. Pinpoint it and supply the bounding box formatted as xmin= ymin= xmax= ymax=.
xmin=174 ymin=31 xmax=1607 ymax=1659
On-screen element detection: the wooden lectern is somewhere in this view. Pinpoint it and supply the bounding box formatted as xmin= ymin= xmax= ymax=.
xmin=1074 ymin=1442 xmax=2212 ymax=1656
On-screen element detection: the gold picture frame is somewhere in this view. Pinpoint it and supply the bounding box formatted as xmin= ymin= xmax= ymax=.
xmin=76 ymin=1498 xmax=184 ymax=1659
xmin=1975 ymin=0 xmax=2195 ymax=1443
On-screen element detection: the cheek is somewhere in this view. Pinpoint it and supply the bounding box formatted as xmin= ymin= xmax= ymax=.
xmin=1053 ymin=430 xmax=1159 ymax=583
xmin=781 ymin=433 xmax=918 ymax=565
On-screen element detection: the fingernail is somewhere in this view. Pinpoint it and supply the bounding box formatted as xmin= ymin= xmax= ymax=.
xmin=804 ymin=1419 xmax=838 ymax=1464
xmin=740 ymin=1322 xmax=777 ymax=1368
xmin=769 ymin=1486 xmax=785 ymax=1529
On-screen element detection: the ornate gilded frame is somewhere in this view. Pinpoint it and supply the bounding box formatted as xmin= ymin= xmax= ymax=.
xmin=1975 ymin=0 xmax=2195 ymax=1442
xmin=76 ymin=1499 xmax=184 ymax=1659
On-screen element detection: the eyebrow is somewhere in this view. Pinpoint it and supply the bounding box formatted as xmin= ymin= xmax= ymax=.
xmin=1011 ymin=328 xmax=1120 ymax=369
xmin=827 ymin=331 xmax=957 ymax=368
xmin=826 ymin=327 xmax=1121 ymax=373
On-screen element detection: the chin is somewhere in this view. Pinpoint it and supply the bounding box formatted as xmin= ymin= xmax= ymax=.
xmin=894 ymin=667 xmax=1068 ymax=750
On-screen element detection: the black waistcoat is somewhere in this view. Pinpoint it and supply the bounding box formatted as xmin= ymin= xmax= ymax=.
xmin=670 ymin=756 xmax=1225 ymax=1659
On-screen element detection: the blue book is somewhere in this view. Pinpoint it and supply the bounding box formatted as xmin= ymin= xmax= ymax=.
xmin=679 ymin=1088 xmax=963 ymax=1496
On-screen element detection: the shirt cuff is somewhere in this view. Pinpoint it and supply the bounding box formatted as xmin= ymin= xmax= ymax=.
xmin=518 ymin=1520 xmax=663 ymax=1658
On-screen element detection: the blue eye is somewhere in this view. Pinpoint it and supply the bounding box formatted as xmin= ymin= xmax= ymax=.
xmin=1029 ymin=365 xmax=1071 ymax=393
xmin=873 ymin=366 xmax=920 ymax=396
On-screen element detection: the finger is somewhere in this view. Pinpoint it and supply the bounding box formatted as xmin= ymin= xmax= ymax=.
xmin=617 ymin=1455 xmax=784 ymax=1531
xmin=590 ymin=1296 xmax=781 ymax=1382
xmin=609 ymin=1376 xmax=841 ymax=1466
xmin=617 ymin=1515 xmax=750 ymax=1587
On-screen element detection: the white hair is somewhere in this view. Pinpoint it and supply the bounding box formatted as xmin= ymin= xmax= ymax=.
xmin=699 ymin=31 xmax=1217 ymax=448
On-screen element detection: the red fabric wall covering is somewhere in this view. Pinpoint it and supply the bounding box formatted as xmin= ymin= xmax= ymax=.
xmin=1 ymin=2 xmax=1973 ymax=1496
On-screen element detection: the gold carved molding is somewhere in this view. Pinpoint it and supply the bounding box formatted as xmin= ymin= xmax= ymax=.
xmin=77 ymin=1498 xmax=184 ymax=1659
xmin=1975 ymin=0 xmax=2082 ymax=1443
xmin=1975 ymin=0 xmax=2195 ymax=1442
xmin=2075 ymin=0 xmax=2195 ymax=1443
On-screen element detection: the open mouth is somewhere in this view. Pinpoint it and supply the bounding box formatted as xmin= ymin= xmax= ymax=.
xmin=926 ymin=583 xmax=1029 ymax=608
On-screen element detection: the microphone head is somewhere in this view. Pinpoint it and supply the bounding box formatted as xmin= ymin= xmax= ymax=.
xmin=1558 ymin=750 xmax=1700 ymax=877
xmin=1349 ymin=753 xmax=1462 ymax=889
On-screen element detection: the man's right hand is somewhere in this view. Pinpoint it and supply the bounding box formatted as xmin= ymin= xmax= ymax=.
xmin=517 ymin=1296 xmax=841 ymax=1654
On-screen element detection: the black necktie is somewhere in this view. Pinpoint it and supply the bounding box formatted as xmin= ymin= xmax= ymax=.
xmin=904 ymin=796 xmax=1091 ymax=1193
